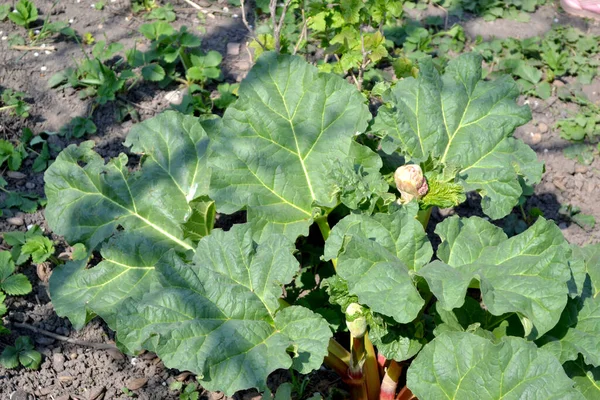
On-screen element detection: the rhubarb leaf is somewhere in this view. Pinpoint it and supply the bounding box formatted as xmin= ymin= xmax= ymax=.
xmin=538 ymin=246 xmax=600 ymax=366
xmin=324 ymin=203 xmax=432 ymax=270
xmin=335 ymin=234 xmax=424 ymax=324
xmin=45 ymin=111 xmax=211 ymax=252
xmin=209 ymin=52 xmax=371 ymax=241
xmin=374 ymin=53 xmax=542 ymax=219
xmin=117 ymin=224 xmax=331 ymax=395
xmin=419 ymin=216 xmax=571 ymax=338
xmin=50 ymin=233 xmax=164 ymax=330
xmin=407 ymin=332 xmax=583 ymax=399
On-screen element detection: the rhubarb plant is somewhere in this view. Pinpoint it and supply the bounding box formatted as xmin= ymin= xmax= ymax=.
xmin=44 ymin=53 xmax=599 ymax=399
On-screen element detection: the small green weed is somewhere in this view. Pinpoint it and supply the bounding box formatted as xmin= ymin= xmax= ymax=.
xmin=8 ymin=0 xmax=38 ymax=28
xmin=0 ymin=89 xmax=30 ymax=119
xmin=0 ymin=336 xmax=41 ymax=370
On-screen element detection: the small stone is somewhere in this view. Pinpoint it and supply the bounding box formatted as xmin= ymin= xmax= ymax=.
xmin=9 ymin=390 xmax=33 ymax=400
xmin=53 ymin=353 xmax=65 ymax=372
xmin=437 ymin=207 xmax=454 ymax=217
xmin=88 ymin=386 xmax=105 ymax=400
xmin=559 ymin=222 xmax=568 ymax=229
xmin=575 ymin=165 xmax=588 ymax=174
xmin=164 ymin=90 xmax=182 ymax=105
xmin=25 ymin=182 xmax=35 ymax=189
xmin=537 ymin=122 xmax=548 ymax=133
xmin=552 ymin=80 xmax=565 ymax=87
xmin=227 ymin=42 xmax=240 ymax=56
xmin=7 ymin=217 xmax=24 ymax=226
xmin=55 ymin=395 xmax=70 ymax=400
xmin=69 ymin=352 xmax=78 ymax=360
xmin=106 ymin=348 xmax=124 ymax=361
xmin=529 ymin=132 xmax=542 ymax=145
xmin=552 ymin=177 xmax=567 ymax=191
xmin=127 ymin=377 xmax=148 ymax=390
xmin=57 ymin=372 xmax=74 ymax=382
xmin=7 ymin=171 xmax=26 ymax=179
xmin=38 ymin=387 xmax=53 ymax=396
xmin=175 ymin=371 xmax=191 ymax=382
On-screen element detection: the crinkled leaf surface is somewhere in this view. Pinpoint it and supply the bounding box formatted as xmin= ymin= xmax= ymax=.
xmin=44 ymin=111 xmax=211 ymax=252
xmin=330 ymin=207 xmax=426 ymax=323
xmin=209 ymin=52 xmax=371 ymax=241
xmin=539 ymin=245 xmax=600 ymax=366
xmin=368 ymin=313 xmax=424 ymax=362
xmin=50 ymin=233 xmax=164 ymax=330
xmin=407 ymin=332 xmax=583 ymax=400
xmin=418 ymin=216 xmax=571 ymax=338
xmin=324 ymin=203 xmax=432 ymax=270
xmin=374 ymin=53 xmax=542 ymax=219
xmin=117 ymin=224 xmax=331 ymax=395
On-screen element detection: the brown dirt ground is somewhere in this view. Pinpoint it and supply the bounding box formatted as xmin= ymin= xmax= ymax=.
xmin=1 ymin=1 xmax=600 ymax=399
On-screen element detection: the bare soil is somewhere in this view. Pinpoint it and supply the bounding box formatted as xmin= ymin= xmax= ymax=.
xmin=1 ymin=1 xmax=600 ymax=399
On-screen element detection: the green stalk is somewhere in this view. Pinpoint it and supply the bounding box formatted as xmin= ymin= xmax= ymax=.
xmin=315 ymin=215 xmax=337 ymax=269
xmin=364 ymin=333 xmax=381 ymax=400
xmin=315 ymin=215 xmax=331 ymax=240
xmin=416 ymin=207 xmax=432 ymax=230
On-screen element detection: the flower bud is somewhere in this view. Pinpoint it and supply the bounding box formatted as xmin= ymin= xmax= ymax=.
xmin=345 ymin=303 xmax=367 ymax=338
xmin=394 ymin=164 xmax=428 ymax=204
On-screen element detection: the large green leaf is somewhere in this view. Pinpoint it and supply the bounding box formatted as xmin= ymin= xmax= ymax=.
xmin=117 ymin=224 xmax=331 ymax=395
xmin=539 ymin=245 xmax=600 ymax=366
xmin=335 ymin=232 xmax=424 ymax=324
xmin=49 ymin=233 xmax=164 ymax=330
xmin=45 ymin=111 xmax=211 ymax=251
xmin=407 ymin=332 xmax=583 ymax=400
xmin=209 ymin=52 xmax=371 ymax=241
xmin=324 ymin=203 xmax=432 ymax=270
xmin=374 ymin=53 xmax=542 ymax=219
xmin=418 ymin=216 xmax=571 ymax=338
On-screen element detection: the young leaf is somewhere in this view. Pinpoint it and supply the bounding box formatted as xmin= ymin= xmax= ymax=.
xmin=0 ymin=346 xmax=19 ymax=369
xmin=374 ymin=53 xmax=542 ymax=219
xmin=19 ymin=349 xmax=41 ymax=369
xmin=141 ymin=64 xmax=166 ymax=81
xmin=117 ymin=224 xmax=332 ymax=395
xmin=209 ymin=52 xmax=370 ymax=241
xmin=0 ymin=251 xmax=32 ymax=296
xmin=21 ymin=235 xmax=55 ymax=264
xmin=407 ymin=332 xmax=582 ymax=399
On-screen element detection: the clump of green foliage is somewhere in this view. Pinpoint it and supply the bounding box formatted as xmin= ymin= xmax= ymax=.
xmin=0 ymin=89 xmax=30 ymax=119
xmin=0 ymin=251 xmax=39 ymax=370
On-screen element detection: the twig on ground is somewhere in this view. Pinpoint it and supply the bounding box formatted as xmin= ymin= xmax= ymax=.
xmin=180 ymin=0 xmax=215 ymax=18
xmin=10 ymin=322 xmax=120 ymax=351
xmin=11 ymin=45 xmax=57 ymax=51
